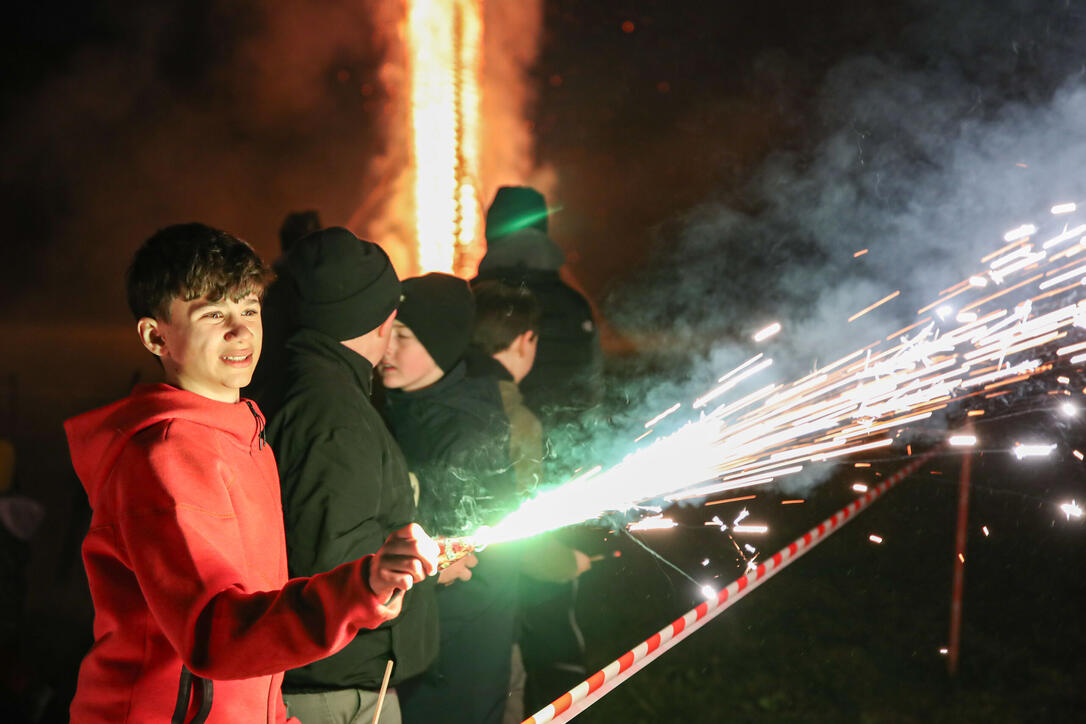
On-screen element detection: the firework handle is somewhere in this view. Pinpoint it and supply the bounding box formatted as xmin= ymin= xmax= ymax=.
xmin=436 ymin=535 xmax=476 ymax=570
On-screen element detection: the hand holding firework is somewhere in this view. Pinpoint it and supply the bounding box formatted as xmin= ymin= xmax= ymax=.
xmin=369 ymin=523 xmax=439 ymax=608
xmin=434 ymin=523 xmax=495 ymax=581
xmin=437 ymin=552 xmax=477 ymax=585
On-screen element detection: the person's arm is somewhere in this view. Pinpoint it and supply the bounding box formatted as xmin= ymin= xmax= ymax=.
xmin=115 ymin=427 xmax=433 ymax=681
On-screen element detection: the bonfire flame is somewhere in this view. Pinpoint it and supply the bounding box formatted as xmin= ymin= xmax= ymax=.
xmin=408 ymin=0 xmax=483 ymax=275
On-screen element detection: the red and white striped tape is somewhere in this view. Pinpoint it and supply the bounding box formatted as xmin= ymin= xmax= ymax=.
xmin=523 ymin=450 xmax=937 ymax=724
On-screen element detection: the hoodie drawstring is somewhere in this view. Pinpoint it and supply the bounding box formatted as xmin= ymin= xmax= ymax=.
xmin=243 ymin=400 xmax=266 ymax=450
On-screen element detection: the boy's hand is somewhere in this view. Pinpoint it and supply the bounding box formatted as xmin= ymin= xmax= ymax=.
xmin=437 ymin=552 xmax=478 ymax=586
xmin=369 ymin=523 xmax=439 ymax=605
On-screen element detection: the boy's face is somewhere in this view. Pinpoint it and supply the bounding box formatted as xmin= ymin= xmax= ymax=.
xmin=139 ymin=293 xmax=262 ymax=403
xmin=378 ymin=320 xmax=444 ymax=391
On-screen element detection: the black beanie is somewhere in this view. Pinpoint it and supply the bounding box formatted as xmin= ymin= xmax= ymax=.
xmin=485 ymin=186 xmax=549 ymax=241
xmin=286 ymin=227 xmax=401 ymax=341
xmin=397 ymin=273 xmax=475 ymax=372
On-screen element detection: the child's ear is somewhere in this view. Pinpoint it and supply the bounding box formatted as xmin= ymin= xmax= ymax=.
xmin=137 ymin=317 xmax=167 ymax=357
xmin=515 ymin=330 xmax=535 ymax=356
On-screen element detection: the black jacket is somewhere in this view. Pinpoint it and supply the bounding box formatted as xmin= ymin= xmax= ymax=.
xmin=264 ymin=328 xmax=437 ymax=691
xmin=473 ymin=228 xmax=602 ymax=421
xmin=382 ymin=361 xmax=515 ymax=535
xmin=383 ymin=362 xmax=519 ymax=724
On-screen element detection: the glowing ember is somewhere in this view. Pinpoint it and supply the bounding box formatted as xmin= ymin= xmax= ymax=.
xmin=868 ymin=534 xmax=884 ymax=544
xmin=732 ymin=524 xmax=768 ymax=534
xmin=753 ymin=322 xmax=782 ymax=342
xmin=695 ymin=357 xmax=773 ymax=408
xmin=848 ymin=290 xmax=901 ymax=323
xmin=1060 ymin=402 xmax=1078 ymax=417
xmin=700 ymin=585 xmax=717 ymax=599
xmin=1003 ymin=224 xmax=1037 ymax=242
xmin=852 ymin=483 xmax=869 ymax=493
xmin=1042 ymin=224 xmax=1086 ymax=250
xmin=1013 ymin=443 xmax=1056 ymax=460
xmin=982 ymin=526 xmax=990 ymax=536
xmin=644 ymin=402 xmax=682 ymax=429
xmin=1052 ymin=203 xmax=1077 ymax=215
xmin=627 ymin=515 xmax=678 ymax=531
xmin=949 ymin=434 xmax=977 ymax=447
xmin=1073 ymin=450 xmax=1084 ymax=461
xmin=1060 ymin=500 xmax=1083 ymax=520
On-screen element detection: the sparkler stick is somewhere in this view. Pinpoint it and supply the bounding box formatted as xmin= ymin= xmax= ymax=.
xmin=372 ymin=659 xmax=394 ymax=724
xmin=521 ymin=450 xmax=939 ymax=724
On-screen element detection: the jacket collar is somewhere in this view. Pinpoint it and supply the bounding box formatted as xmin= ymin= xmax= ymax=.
xmin=464 ymin=347 xmax=514 ymax=382
xmin=287 ymin=327 xmax=375 ymax=396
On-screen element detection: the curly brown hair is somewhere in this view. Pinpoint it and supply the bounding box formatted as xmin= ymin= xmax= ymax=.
xmin=126 ymin=223 xmax=272 ymax=321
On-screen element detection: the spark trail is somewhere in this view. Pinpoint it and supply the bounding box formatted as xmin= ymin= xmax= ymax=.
xmin=482 ymin=205 xmax=1086 ymax=547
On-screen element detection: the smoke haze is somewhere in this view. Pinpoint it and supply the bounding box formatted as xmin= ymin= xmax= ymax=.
xmin=587 ymin=0 xmax=1086 ymax=494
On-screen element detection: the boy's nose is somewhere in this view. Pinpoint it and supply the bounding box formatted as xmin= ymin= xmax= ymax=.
xmin=226 ymin=319 xmax=254 ymax=340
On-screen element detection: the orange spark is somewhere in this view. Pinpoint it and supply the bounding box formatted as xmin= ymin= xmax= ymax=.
xmin=848 ymin=290 xmax=901 ymax=323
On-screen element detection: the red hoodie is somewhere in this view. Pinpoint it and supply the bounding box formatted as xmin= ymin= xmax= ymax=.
xmin=65 ymin=383 xmax=399 ymax=723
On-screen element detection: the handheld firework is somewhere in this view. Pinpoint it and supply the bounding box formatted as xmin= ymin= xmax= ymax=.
xmin=435 ymin=526 xmax=492 ymax=570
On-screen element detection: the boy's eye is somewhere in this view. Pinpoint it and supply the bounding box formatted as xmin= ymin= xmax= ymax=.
xmin=242 ymin=309 xmax=259 ymax=317
xmin=203 ymin=311 xmax=223 ymax=320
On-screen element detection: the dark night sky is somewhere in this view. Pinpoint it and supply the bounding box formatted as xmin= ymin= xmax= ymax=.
xmin=3 ymin=0 xmax=1083 ymax=326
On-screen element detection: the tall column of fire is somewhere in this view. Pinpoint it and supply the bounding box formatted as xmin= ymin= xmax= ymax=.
xmin=407 ymin=0 xmax=482 ymax=275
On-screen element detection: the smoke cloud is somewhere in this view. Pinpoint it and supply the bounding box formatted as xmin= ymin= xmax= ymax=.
xmin=591 ymin=0 xmax=1086 ymax=496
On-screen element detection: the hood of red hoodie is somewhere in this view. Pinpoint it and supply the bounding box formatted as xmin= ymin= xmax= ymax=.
xmin=65 ymin=383 xmax=265 ymax=508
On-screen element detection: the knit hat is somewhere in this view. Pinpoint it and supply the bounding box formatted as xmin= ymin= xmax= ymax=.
xmin=485 ymin=186 xmax=549 ymax=241
xmin=397 ymin=273 xmax=475 ymax=372
xmin=285 ymin=227 xmax=401 ymax=341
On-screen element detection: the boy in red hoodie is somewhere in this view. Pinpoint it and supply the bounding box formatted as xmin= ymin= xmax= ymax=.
xmin=64 ymin=223 xmax=437 ymax=723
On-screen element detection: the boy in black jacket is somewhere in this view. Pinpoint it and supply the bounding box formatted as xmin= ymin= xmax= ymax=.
xmin=379 ymin=273 xmax=518 ymax=724
xmin=262 ymin=228 xmax=439 ymax=724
